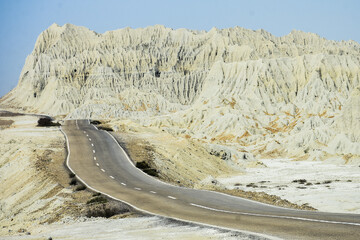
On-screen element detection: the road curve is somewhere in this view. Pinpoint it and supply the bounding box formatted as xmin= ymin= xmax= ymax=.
xmin=61 ymin=119 xmax=360 ymax=240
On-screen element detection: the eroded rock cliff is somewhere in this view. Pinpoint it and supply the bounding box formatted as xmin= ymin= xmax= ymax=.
xmin=2 ymin=23 xmax=360 ymax=163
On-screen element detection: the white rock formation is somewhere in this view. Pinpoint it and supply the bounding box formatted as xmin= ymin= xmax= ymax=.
xmin=1 ymin=23 xmax=360 ymax=164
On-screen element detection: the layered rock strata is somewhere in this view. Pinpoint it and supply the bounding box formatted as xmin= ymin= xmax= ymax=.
xmin=2 ymin=23 xmax=360 ymax=163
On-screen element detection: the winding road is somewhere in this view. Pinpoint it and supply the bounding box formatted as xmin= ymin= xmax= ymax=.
xmin=61 ymin=119 xmax=360 ymax=240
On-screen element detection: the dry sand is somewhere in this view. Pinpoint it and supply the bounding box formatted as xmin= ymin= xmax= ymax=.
xmin=0 ymin=112 xmax=268 ymax=239
xmin=216 ymin=158 xmax=360 ymax=214
xmin=2 ymin=216 xmax=271 ymax=240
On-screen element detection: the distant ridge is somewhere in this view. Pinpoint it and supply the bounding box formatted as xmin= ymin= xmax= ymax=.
xmin=1 ymin=23 xmax=360 ymax=163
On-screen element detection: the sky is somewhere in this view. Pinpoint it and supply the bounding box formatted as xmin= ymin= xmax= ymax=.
xmin=0 ymin=0 xmax=359 ymax=97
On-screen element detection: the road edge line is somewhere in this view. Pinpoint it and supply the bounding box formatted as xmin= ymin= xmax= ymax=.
xmin=105 ymin=130 xmax=303 ymax=212
xmin=60 ymin=124 xmax=279 ymax=240
xmin=101 ymin=123 xmax=360 ymax=226
xmin=189 ymin=203 xmax=360 ymax=226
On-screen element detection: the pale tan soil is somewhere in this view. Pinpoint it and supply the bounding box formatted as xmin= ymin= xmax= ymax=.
xmin=110 ymin=120 xmax=235 ymax=188
xmin=109 ymin=119 xmax=316 ymax=211
xmin=0 ymin=112 xmax=264 ymax=240
xmin=0 ymin=111 xmax=314 ymax=239
xmin=0 ymin=114 xmax=133 ymax=237
xmin=203 ymin=186 xmax=316 ymax=211
xmin=3 ymin=216 xmax=258 ymax=240
xmin=216 ymin=159 xmax=360 ymax=213
xmin=0 ymin=120 xmax=14 ymax=130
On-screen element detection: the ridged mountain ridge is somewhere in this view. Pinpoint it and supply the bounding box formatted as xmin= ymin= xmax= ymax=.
xmin=1 ymin=23 xmax=360 ymax=163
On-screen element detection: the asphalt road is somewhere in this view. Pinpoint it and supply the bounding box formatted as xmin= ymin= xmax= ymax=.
xmin=62 ymin=119 xmax=360 ymax=240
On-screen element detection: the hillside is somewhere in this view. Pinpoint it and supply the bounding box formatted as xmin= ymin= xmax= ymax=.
xmin=2 ymin=23 xmax=359 ymax=163
xmin=1 ymin=24 xmax=360 ymax=213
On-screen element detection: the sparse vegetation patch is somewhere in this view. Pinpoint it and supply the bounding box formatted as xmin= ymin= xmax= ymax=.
xmin=246 ymin=183 xmax=258 ymax=188
xmin=86 ymin=201 xmax=131 ymax=218
xmin=98 ymin=126 xmax=113 ymax=131
xmin=90 ymin=120 xmax=102 ymax=125
xmin=292 ymin=179 xmax=307 ymax=184
xmin=69 ymin=178 xmax=77 ymax=185
xmin=75 ymin=184 xmax=87 ymax=191
xmin=136 ymin=161 xmax=159 ymax=177
xmin=37 ymin=117 xmax=61 ymax=127
xmin=87 ymin=196 xmax=108 ymax=205
xmin=136 ymin=161 xmax=151 ymax=169
xmin=143 ymin=168 xmax=158 ymax=177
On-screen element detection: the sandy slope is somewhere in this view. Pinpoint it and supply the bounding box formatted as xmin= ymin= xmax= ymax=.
xmin=2 ymin=216 xmax=270 ymax=240
xmin=0 ymin=114 xmax=68 ymax=236
xmin=0 ymin=113 xmax=268 ymax=239
xmin=216 ymin=158 xmax=360 ymax=213
xmin=105 ymin=118 xmax=360 ymax=213
xmin=1 ymin=23 xmax=360 ymax=237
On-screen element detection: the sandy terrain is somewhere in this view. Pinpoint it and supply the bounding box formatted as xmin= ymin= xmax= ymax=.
xmin=0 ymin=112 xmax=268 ymax=239
xmin=2 ymin=216 xmax=271 ymax=240
xmin=1 ymin=22 xmax=360 ymax=239
xmin=105 ymin=119 xmax=314 ymax=210
xmin=103 ymin=118 xmax=359 ymax=213
xmin=216 ymin=158 xmax=360 ymax=213
xmin=108 ymin=119 xmax=236 ymax=188
xmin=0 ymin=113 xmax=69 ymax=235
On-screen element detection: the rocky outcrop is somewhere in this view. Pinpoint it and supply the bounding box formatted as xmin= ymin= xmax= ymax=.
xmin=1 ymin=23 xmax=360 ymax=164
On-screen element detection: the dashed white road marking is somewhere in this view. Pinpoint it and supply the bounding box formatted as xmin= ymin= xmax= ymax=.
xmin=121 ymin=182 xmax=126 ymax=186
xmin=150 ymin=191 xmax=157 ymax=194
xmin=94 ymin=157 xmax=97 ymax=161
xmin=96 ymin=163 xmax=99 ymax=166
xmin=93 ymin=150 xmax=95 ymax=153
xmin=91 ymin=143 xmax=94 ymax=147
xmin=89 ymin=138 xmax=92 ymax=141
xmin=61 ymin=123 xmax=360 ymax=229
xmin=101 ymin=168 xmax=105 ymax=172
xmin=86 ymin=134 xmax=89 ymax=137
xmin=134 ymin=187 xmax=142 ymax=191
xmin=109 ymin=176 xmax=114 ymax=179
xmin=83 ymin=131 xmax=86 ymax=134
xmin=190 ymin=203 xmax=208 ymax=208
xmin=167 ymin=196 xmax=177 ymax=200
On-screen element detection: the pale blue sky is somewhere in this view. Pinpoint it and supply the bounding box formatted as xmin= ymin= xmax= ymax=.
xmin=0 ymin=0 xmax=359 ymax=97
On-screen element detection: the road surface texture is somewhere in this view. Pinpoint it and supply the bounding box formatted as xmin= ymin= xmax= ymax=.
xmin=61 ymin=120 xmax=360 ymax=240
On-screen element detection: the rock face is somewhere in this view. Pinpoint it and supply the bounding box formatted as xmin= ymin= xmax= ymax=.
xmin=2 ymin=23 xmax=360 ymax=163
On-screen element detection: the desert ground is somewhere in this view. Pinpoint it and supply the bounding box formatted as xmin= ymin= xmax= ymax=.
xmin=0 ymin=111 xmax=272 ymax=239
xmin=1 ymin=23 xmax=360 ymax=239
